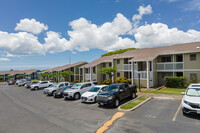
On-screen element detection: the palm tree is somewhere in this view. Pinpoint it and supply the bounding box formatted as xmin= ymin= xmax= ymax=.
xmin=60 ymin=71 xmax=74 ymax=82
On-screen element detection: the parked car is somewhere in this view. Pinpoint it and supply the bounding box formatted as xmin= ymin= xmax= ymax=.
xmin=15 ymin=79 xmax=21 ymax=85
xmin=7 ymin=79 xmax=16 ymax=85
xmin=81 ymin=85 xmax=108 ymax=103
xmin=43 ymin=82 xmax=70 ymax=96
xmin=63 ymin=82 xmax=98 ymax=100
xmin=25 ymin=81 xmax=40 ymax=88
xmin=18 ymin=79 xmax=27 ymax=87
xmin=53 ymin=85 xmax=73 ymax=98
xmin=30 ymin=81 xmax=53 ymax=91
xmin=97 ymin=83 xmax=137 ymax=107
xmin=181 ymin=83 xmax=200 ymax=115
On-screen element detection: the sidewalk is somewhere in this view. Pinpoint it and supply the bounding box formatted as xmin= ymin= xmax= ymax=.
xmin=137 ymin=92 xmax=183 ymax=100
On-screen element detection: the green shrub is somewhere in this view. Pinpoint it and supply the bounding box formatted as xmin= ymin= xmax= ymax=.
xmin=0 ymin=76 xmax=4 ymax=81
xmin=164 ymin=76 xmax=186 ymax=88
xmin=103 ymin=79 xmax=112 ymax=85
xmin=101 ymin=48 xmax=137 ymax=57
xmin=114 ymin=77 xmax=132 ymax=84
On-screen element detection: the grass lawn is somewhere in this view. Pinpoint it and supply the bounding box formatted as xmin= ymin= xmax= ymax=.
xmin=120 ymin=96 xmax=148 ymax=110
xmin=140 ymin=88 xmax=186 ymax=95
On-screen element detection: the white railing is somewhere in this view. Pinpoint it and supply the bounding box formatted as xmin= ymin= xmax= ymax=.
xmin=92 ymin=73 xmax=97 ymax=81
xmin=157 ymin=62 xmax=183 ymax=71
xmin=134 ymin=71 xmax=147 ymax=79
xmin=123 ymin=64 xmax=132 ymax=71
xmin=85 ymin=74 xmax=90 ymax=81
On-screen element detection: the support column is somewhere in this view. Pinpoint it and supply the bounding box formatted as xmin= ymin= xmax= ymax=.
xmin=79 ymin=68 xmax=81 ymax=82
xmin=90 ymin=67 xmax=92 ymax=81
xmin=173 ymin=54 xmax=175 ymax=77
xmin=147 ymin=61 xmax=150 ymax=88
xmin=112 ymin=60 xmax=114 ymax=83
xmin=83 ymin=68 xmax=85 ymax=82
xmin=74 ymin=67 xmax=76 ymax=81
xmin=131 ymin=62 xmax=134 ymax=85
xmin=4 ymin=74 xmax=6 ymax=81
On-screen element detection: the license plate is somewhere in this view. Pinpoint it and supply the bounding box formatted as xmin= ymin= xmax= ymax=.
xmin=197 ymin=110 xmax=200 ymax=114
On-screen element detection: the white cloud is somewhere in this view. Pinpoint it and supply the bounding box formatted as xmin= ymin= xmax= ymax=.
xmin=0 ymin=31 xmax=44 ymax=56
xmin=44 ymin=13 xmax=135 ymax=52
xmin=0 ymin=58 xmax=10 ymax=61
xmin=15 ymin=18 xmax=48 ymax=34
xmin=184 ymin=0 xmax=200 ymax=11
xmin=134 ymin=23 xmax=200 ymax=48
xmin=132 ymin=5 xmax=152 ymax=29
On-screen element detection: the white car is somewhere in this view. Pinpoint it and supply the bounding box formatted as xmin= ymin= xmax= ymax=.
xmin=30 ymin=81 xmax=53 ymax=91
xmin=182 ymin=83 xmax=200 ymax=115
xmin=81 ymin=85 xmax=108 ymax=103
xmin=63 ymin=81 xmax=98 ymax=100
xmin=43 ymin=82 xmax=70 ymax=96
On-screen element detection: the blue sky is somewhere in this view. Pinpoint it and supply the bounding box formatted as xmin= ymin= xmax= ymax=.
xmin=1 ymin=0 xmax=200 ymax=71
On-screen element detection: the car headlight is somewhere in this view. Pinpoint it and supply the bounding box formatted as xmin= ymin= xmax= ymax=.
xmin=184 ymin=100 xmax=190 ymax=105
xmin=108 ymin=96 xmax=114 ymax=100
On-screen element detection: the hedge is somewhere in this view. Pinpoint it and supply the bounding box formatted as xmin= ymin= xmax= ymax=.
xmin=164 ymin=76 xmax=186 ymax=88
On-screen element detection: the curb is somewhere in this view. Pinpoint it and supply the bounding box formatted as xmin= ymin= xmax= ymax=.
xmin=118 ymin=96 xmax=152 ymax=112
xmin=153 ymin=97 xmax=182 ymax=100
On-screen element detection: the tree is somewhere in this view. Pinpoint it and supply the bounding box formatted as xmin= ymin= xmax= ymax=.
xmin=98 ymin=67 xmax=117 ymax=83
xmin=6 ymin=75 xmax=13 ymax=80
xmin=17 ymin=74 xmax=24 ymax=79
xmin=0 ymin=76 xmax=4 ymax=81
xmin=60 ymin=71 xmax=74 ymax=82
xmin=40 ymin=73 xmax=49 ymax=80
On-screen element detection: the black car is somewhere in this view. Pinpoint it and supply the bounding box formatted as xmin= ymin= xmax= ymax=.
xmin=97 ymin=83 xmax=137 ymax=107
xmin=53 ymin=85 xmax=73 ymax=98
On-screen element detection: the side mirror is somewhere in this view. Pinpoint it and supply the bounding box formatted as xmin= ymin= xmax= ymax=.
xmin=181 ymin=92 xmax=185 ymax=95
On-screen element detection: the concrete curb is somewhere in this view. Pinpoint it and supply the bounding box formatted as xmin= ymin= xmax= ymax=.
xmin=118 ymin=96 xmax=152 ymax=112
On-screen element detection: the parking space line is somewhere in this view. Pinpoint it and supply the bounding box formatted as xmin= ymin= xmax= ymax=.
xmin=73 ymin=100 xmax=81 ymax=103
xmin=172 ymin=102 xmax=182 ymax=122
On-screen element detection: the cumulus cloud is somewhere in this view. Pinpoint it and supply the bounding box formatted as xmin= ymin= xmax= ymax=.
xmin=0 ymin=58 xmax=10 ymax=61
xmin=0 ymin=31 xmax=44 ymax=56
xmin=134 ymin=23 xmax=200 ymax=48
xmin=132 ymin=5 xmax=152 ymax=29
xmin=44 ymin=13 xmax=134 ymax=52
xmin=15 ymin=18 xmax=48 ymax=34
xmin=184 ymin=0 xmax=200 ymax=11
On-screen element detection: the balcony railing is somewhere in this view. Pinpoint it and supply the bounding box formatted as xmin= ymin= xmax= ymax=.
xmin=123 ymin=64 xmax=132 ymax=71
xmin=157 ymin=62 xmax=183 ymax=71
xmin=134 ymin=71 xmax=147 ymax=79
xmin=85 ymin=73 xmax=90 ymax=81
xmin=92 ymin=73 xmax=97 ymax=81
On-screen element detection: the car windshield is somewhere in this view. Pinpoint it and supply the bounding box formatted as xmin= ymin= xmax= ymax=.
xmin=71 ymin=84 xmax=81 ymax=89
xmin=89 ymin=87 xmax=100 ymax=92
xmin=63 ymin=86 xmax=71 ymax=90
xmin=51 ymin=83 xmax=59 ymax=87
xmin=104 ymin=85 xmax=119 ymax=92
xmin=186 ymin=88 xmax=200 ymax=97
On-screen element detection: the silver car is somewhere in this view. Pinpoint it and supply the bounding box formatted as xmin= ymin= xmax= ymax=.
xmin=30 ymin=81 xmax=53 ymax=91
xmin=44 ymin=82 xmax=70 ymax=96
xmin=63 ymin=82 xmax=98 ymax=100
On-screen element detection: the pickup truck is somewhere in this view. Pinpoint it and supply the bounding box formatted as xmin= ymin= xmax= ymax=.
xmin=96 ymin=83 xmax=137 ymax=107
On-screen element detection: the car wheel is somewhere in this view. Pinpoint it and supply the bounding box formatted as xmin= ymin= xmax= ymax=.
xmin=132 ymin=92 xmax=136 ymax=99
xmin=74 ymin=93 xmax=80 ymax=100
xmin=52 ymin=91 xmax=56 ymax=96
xmin=114 ymin=99 xmax=120 ymax=107
xmin=34 ymin=86 xmax=39 ymax=90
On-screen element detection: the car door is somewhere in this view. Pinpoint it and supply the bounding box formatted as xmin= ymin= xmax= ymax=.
xmin=123 ymin=84 xmax=130 ymax=98
xmin=118 ymin=85 xmax=126 ymax=100
xmin=80 ymin=84 xmax=88 ymax=95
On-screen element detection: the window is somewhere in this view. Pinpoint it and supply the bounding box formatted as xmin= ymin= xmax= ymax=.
xmin=102 ymin=63 xmax=106 ymax=68
xmin=117 ymin=59 xmax=120 ymax=64
xmin=93 ymin=81 xmax=98 ymax=85
xmin=162 ymin=57 xmax=171 ymax=62
xmin=117 ymin=72 xmax=120 ymax=77
xmin=41 ymin=81 xmax=47 ymax=84
xmin=59 ymin=84 xmax=64 ymax=87
xmin=65 ymin=83 xmax=69 ymax=86
xmin=162 ymin=73 xmax=172 ymax=79
xmin=81 ymin=84 xmax=87 ymax=89
xmin=176 ymin=55 xmax=183 ymax=62
xmin=87 ymin=83 xmax=92 ymax=87
xmin=109 ymin=63 xmax=112 ymax=67
xmin=190 ymin=73 xmax=197 ymax=80
xmin=190 ymin=54 xmax=196 ymax=61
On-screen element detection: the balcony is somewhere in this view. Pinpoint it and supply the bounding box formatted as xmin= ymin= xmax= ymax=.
xmin=92 ymin=73 xmax=97 ymax=81
xmin=85 ymin=73 xmax=90 ymax=81
xmin=123 ymin=64 xmax=132 ymax=71
xmin=157 ymin=62 xmax=183 ymax=71
xmin=134 ymin=71 xmax=147 ymax=79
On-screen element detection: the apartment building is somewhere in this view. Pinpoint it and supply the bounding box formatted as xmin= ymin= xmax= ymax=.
xmin=0 ymin=69 xmax=40 ymax=81
xmin=80 ymin=42 xmax=200 ymax=88
xmin=40 ymin=61 xmax=88 ymax=82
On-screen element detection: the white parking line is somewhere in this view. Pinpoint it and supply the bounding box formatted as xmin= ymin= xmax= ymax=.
xmin=172 ymin=102 xmax=182 ymax=122
xmin=73 ymin=100 xmax=81 ymax=103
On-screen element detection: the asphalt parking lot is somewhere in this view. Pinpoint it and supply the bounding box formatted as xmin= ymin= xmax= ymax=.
xmin=0 ymin=83 xmax=200 ymax=133
xmin=106 ymin=98 xmax=200 ymax=133
xmin=0 ymin=83 xmax=117 ymax=133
